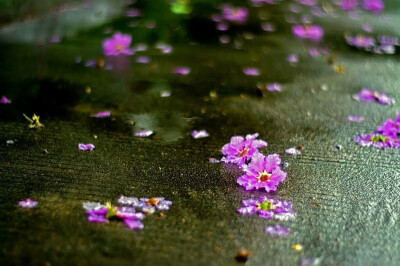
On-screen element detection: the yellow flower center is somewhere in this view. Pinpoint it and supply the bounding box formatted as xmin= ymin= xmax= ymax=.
xmin=115 ymin=44 xmax=124 ymax=51
xmin=257 ymin=170 xmax=272 ymax=183
xmin=239 ymin=148 xmax=250 ymax=157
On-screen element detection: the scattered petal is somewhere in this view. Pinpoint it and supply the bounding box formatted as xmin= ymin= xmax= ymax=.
xmin=78 ymin=143 xmax=95 ymax=151
xmin=0 ymin=96 xmax=11 ymax=104
xmin=209 ymin=158 xmax=220 ymax=163
xmin=135 ymin=130 xmax=154 ymax=137
xmin=191 ymin=130 xmax=209 ymax=139
xmin=265 ymin=225 xmax=291 ymax=237
xmin=243 ymin=67 xmax=260 ymax=76
xmin=346 ymin=116 xmax=364 ymax=122
xmin=285 ymin=147 xmax=301 ymax=155
xmin=173 ymin=67 xmax=191 ymax=75
xmin=124 ymin=219 xmax=144 ymax=230
xmin=19 ymin=199 xmax=38 ymax=208
xmin=266 ymin=83 xmax=282 ymax=92
xmin=92 ymin=111 xmax=111 ymax=118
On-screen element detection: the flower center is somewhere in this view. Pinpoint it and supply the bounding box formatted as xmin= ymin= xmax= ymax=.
xmin=370 ymin=135 xmax=387 ymax=143
xmin=257 ymin=170 xmax=272 ymax=183
xmin=373 ymin=92 xmax=381 ymax=99
xmin=146 ymin=197 xmax=159 ymax=206
xmin=239 ymin=148 xmax=250 ymax=157
xmin=115 ymin=44 xmax=124 ymax=51
xmin=257 ymin=200 xmax=275 ymax=211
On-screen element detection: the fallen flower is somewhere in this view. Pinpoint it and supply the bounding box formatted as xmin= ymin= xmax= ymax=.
xmin=139 ymin=197 xmax=173 ymax=213
xmin=0 ymin=96 xmax=11 ymax=104
xmin=191 ymin=130 xmax=209 ymax=139
xmin=346 ymin=35 xmax=375 ymax=49
xmin=103 ymin=32 xmax=134 ymax=56
xmin=173 ymin=67 xmax=190 ymax=75
xmin=292 ymin=25 xmax=324 ymax=40
xmin=135 ymin=130 xmax=154 ymax=137
xmin=237 ymin=196 xmax=295 ymax=221
xmin=243 ymin=67 xmax=260 ymax=76
xmin=266 ymin=83 xmax=282 ymax=92
xmin=363 ymin=0 xmax=384 ymax=13
xmin=221 ymin=5 xmax=248 ymax=24
xmin=352 ymin=133 xmax=396 ymax=149
xmin=92 ymin=111 xmax=111 ymax=118
xmin=209 ymin=158 xmax=220 ymax=163
xmin=352 ymin=88 xmax=394 ymax=105
xmin=285 ymin=147 xmax=301 ymax=155
xmin=237 ymin=153 xmax=287 ymax=192
xmin=221 ymin=133 xmax=267 ymax=166
xmin=19 ymin=199 xmax=38 ymax=208
xmin=265 ymin=225 xmax=291 ymax=237
xmin=78 ymin=143 xmax=95 ymax=151
xmin=376 ymin=116 xmax=400 ymax=138
xmin=346 ymin=115 xmax=364 ymax=122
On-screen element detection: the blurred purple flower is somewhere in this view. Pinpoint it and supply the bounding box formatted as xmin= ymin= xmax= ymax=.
xmin=363 ymin=0 xmax=384 ymax=13
xmin=19 ymin=199 xmax=38 ymax=208
xmin=139 ymin=197 xmax=172 ymax=214
xmin=376 ymin=116 xmax=400 ymax=138
xmin=136 ymin=56 xmax=150 ymax=64
xmin=125 ymin=8 xmax=141 ymax=17
xmin=265 ymin=225 xmax=291 ymax=237
xmin=287 ymin=54 xmax=299 ymax=63
xmin=237 ymin=196 xmax=295 ymax=221
xmin=221 ymin=133 xmax=267 ymax=166
xmin=346 ymin=35 xmax=375 ymax=48
xmin=340 ymin=0 xmax=358 ymax=10
xmin=353 ymin=133 xmax=397 ymax=149
xmin=124 ymin=219 xmax=144 ymax=230
xmin=191 ymin=130 xmax=209 ymax=139
xmin=266 ymin=83 xmax=282 ymax=92
xmin=292 ymin=25 xmax=324 ymax=40
xmin=0 ymin=96 xmax=11 ymax=104
xmin=216 ymin=22 xmax=229 ymax=31
xmin=261 ymin=22 xmax=276 ymax=32
xmin=221 ymin=5 xmax=248 ymax=24
xmin=236 ymin=153 xmax=287 ymax=192
xmin=92 ymin=111 xmax=111 ymax=118
xmin=173 ymin=67 xmax=190 ymax=75
xmin=103 ymin=33 xmax=134 ymax=56
xmin=135 ymin=130 xmax=154 ymax=137
xmin=346 ymin=115 xmax=364 ymax=122
xmin=78 ymin=143 xmax=95 ymax=151
xmin=243 ymin=67 xmax=260 ymax=76
xmin=352 ymin=88 xmax=394 ymax=105
xmin=298 ymin=0 xmax=316 ymax=6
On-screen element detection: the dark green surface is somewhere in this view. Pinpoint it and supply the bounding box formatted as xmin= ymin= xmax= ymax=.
xmin=1 ymin=0 xmax=400 ymax=265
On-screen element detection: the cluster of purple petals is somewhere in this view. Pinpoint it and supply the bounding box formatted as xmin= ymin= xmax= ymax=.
xmin=83 ymin=197 xmax=171 ymax=230
xmin=346 ymin=34 xmax=397 ymax=55
xmin=352 ymin=88 xmax=394 ymax=105
xmin=339 ymin=0 xmax=384 ymax=13
xmin=19 ymin=199 xmax=38 ymax=208
xmin=353 ymin=114 xmax=400 ymax=149
xmin=220 ymin=5 xmax=248 ymax=24
xmin=292 ymin=25 xmax=324 ymax=40
xmin=237 ymin=196 xmax=295 ymax=221
xmin=102 ymin=33 xmax=134 ymax=56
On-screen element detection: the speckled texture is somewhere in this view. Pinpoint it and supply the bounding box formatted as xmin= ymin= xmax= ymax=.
xmin=1 ymin=0 xmax=400 ymax=265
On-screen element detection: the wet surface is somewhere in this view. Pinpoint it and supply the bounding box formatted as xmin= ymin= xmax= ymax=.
xmin=1 ymin=0 xmax=400 ymax=265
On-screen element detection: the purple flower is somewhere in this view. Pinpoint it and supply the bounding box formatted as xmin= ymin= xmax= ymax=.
xmin=340 ymin=0 xmax=358 ymax=10
xmin=237 ymin=153 xmax=287 ymax=192
xmin=221 ymin=133 xmax=268 ymax=166
xmin=352 ymin=88 xmax=394 ymax=105
xmin=266 ymin=83 xmax=282 ymax=92
xmin=376 ymin=117 xmax=400 ymax=138
xmin=292 ymin=25 xmax=324 ymax=40
xmin=138 ymin=197 xmax=173 ymax=214
xmin=125 ymin=8 xmax=141 ymax=17
xmin=353 ymin=133 xmax=397 ymax=149
xmin=116 ymin=207 xmax=145 ymax=220
xmin=363 ymin=0 xmax=384 ymax=13
xmin=298 ymin=0 xmax=316 ymax=7
xmin=124 ymin=219 xmax=144 ymax=230
xmin=287 ymin=54 xmax=299 ymax=63
xmin=346 ymin=35 xmax=375 ymax=48
xmin=265 ymin=225 xmax=291 ymax=237
xmin=135 ymin=130 xmax=153 ymax=137
xmin=346 ymin=115 xmax=364 ymax=122
xmin=261 ymin=22 xmax=276 ymax=32
xmin=191 ymin=130 xmax=209 ymax=139
xmin=136 ymin=56 xmax=150 ymax=64
xmin=19 ymin=199 xmax=38 ymax=208
xmin=173 ymin=67 xmax=190 ymax=75
xmin=216 ymin=22 xmax=229 ymax=31
xmin=221 ymin=5 xmax=248 ymax=24
xmin=78 ymin=143 xmax=95 ymax=151
xmin=285 ymin=147 xmax=301 ymax=155
xmin=103 ymin=33 xmax=134 ymax=56
xmin=0 ymin=96 xmax=11 ymax=104
xmin=243 ymin=68 xmax=260 ymax=76
xmin=92 ymin=111 xmax=111 ymax=118
xmin=237 ymin=196 xmax=295 ymax=221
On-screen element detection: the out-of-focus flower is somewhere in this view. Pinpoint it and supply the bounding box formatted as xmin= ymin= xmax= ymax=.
xmin=346 ymin=115 xmax=364 ymax=122
xmin=103 ymin=33 xmax=134 ymax=56
xmin=237 ymin=196 xmax=295 ymax=221
xmin=363 ymin=0 xmax=384 ymax=13
xmin=19 ymin=199 xmax=38 ymax=208
xmin=265 ymin=225 xmax=291 ymax=237
xmin=266 ymin=83 xmax=282 ymax=92
xmin=136 ymin=56 xmax=150 ymax=64
xmin=243 ymin=67 xmax=260 ymax=76
xmin=346 ymin=35 xmax=375 ymax=48
xmin=352 ymin=88 xmax=394 ymax=105
xmin=191 ymin=130 xmax=209 ymax=139
xmin=236 ymin=153 xmax=287 ymax=192
xmin=135 ymin=130 xmax=154 ymax=137
xmin=92 ymin=111 xmax=111 ymax=118
xmin=285 ymin=147 xmax=301 ymax=155
xmin=221 ymin=5 xmax=248 ymax=24
xmin=0 ymin=96 xmax=11 ymax=104
xmin=352 ymin=133 xmax=396 ymax=149
xmin=340 ymin=0 xmax=358 ymax=10
xmin=287 ymin=54 xmax=299 ymax=63
xmin=173 ymin=67 xmax=190 ymax=75
xmin=221 ymin=133 xmax=267 ymax=166
xmin=78 ymin=143 xmax=95 ymax=151
xmin=292 ymin=25 xmax=324 ymax=40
